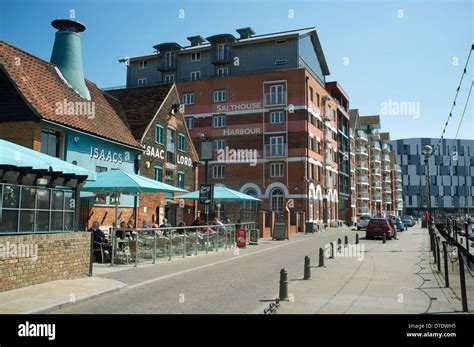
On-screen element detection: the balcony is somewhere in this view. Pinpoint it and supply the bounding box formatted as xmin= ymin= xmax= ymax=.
xmin=382 ymin=164 xmax=391 ymax=173
xmin=382 ymin=154 xmax=391 ymax=162
xmin=357 ymin=176 xmax=369 ymax=185
xmin=383 ymin=197 xmax=392 ymax=204
xmin=264 ymin=143 xmax=287 ymax=158
xmin=356 ymin=147 xmax=368 ymax=156
xmin=357 ymin=207 xmax=371 ymax=215
xmin=371 ymin=168 xmax=382 ymax=176
xmin=396 ymin=203 xmax=403 ymax=211
xmin=370 ymin=142 xmax=381 ymax=151
xmin=383 ymin=185 xmax=391 ymax=193
xmin=356 ymin=162 xmax=369 ymax=170
xmin=356 ymin=131 xmax=368 ymax=142
xmin=372 ymin=181 xmax=382 ymax=189
xmin=158 ymin=59 xmax=177 ymax=72
xmin=324 ymin=129 xmax=332 ymax=143
xmin=395 ymin=175 xmax=402 ymax=182
xmin=371 ymin=154 xmax=381 ymax=163
xmin=383 ymin=176 xmax=391 ymax=183
xmin=351 ymin=198 xmax=357 ymax=207
xmin=357 ymin=192 xmax=370 ymax=200
xmin=382 ymin=143 xmax=391 ymax=152
xmin=395 ymin=185 xmax=402 ymax=191
xmin=395 ymin=164 xmax=402 ymax=172
xmin=372 ymin=194 xmax=382 ymax=202
xmin=264 ymin=92 xmax=287 ymax=107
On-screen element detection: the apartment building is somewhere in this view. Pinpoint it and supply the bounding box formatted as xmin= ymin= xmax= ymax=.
xmin=391 ymin=138 xmax=474 ymax=217
xmin=349 ymin=113 xmax=402 ymax=222
xmin=122 ymin=27 xmax=344 ymax=225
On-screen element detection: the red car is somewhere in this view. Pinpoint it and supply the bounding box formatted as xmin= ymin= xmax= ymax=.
xmin=366 ymin=218 xmax=395 ymax=240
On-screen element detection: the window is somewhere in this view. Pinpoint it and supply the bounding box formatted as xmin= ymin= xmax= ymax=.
xmin=275 ymin=39 xmax=287 ymax=45
xmin=191 ymin=52 xmax=201 ymax=62
xmin=155 ymin=125 xmax=164 ymax=145
xmin=164 ymin=52 xmax=174 ymax=68
xmin=309 ymin=87 xmax=313 ymax=102
xmin=139 ymin=60 xmax=147 ymax=69
xmin=217 ymin=44 xmax=227 ymax=60
xmin=138 ymin=78 xmax=147 ymax=87
xmin=316 ymin=93 xmax=320 ymax=107
xmin=164 ymin=74 xmax=175 ymax=83
xmin=154 ymin=166 xmax=163 ymax=182
xmin=269 ymin=84 xmax=285 ymax=104
xmin=270 ymin=163 xmax=284 ymax=177
xmin=96 ymin=166 xmax=107 ymax=173
xmin=167 ymin=128 xmax=176 ymax=164
xmin=190 ymin=71 xmax=201 ymax=81
xmin=270 ymin=188 xmax=284 ymax=212
xmin=213 ymin=165 xmax=225 ymax=179
xmin=275 ymin=60 xmax=288 ymax=65
xmin=269 ymin=136 xmax=285 ymax=156
xmin=270 ymin=110 xmax=284 ymax=124
xmin=243 ymin=189 xmax=260 ymax=211
xmin=182 ymin=93 xmax=195 ymax=105
xmin=0 ymin=184 xmax=75 ymax=234
xmin=185 ymin=117 xmax=194 ymax=130
xmin=213 ymin=89 xmax=226 ymax=102
xmin=217 ymin=67 xmax=228 ymax=77
xmin=214 ymin=139 xmax=226 ymax=151
xmin=177 ymin=172 xmax=185 ymax=189
xmin=178 ymin=133 xmax=186 ymax=152
xmin=213 ymin=114 xmax=226 ymax=128
xmin=41 ymin=129 xmax=61 ymax=158
xmin=165 ymin=170 xmax=174 ymax=186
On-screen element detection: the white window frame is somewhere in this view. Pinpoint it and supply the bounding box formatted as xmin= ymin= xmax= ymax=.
xmin=213 ymin=114 xmax=226 ymax=128
xmin=270 ymin=110 xmax=284 ymax=124
xmin=269 ymin=84 xmax=284 ymax=104
xmin=164 ymin=74 xmax=175 ymax=83
xmin=212 ymin=165 xmax=225 ymax=179
xmin=214 ymin=139 xmax=226 ymax=151
xmin=191 ymin=52 xmax=201 ymax=62
xmin=269 ymin=136 xmax=284 ymax=156
xmin=182 ymin=93 xmax=195 ymax=105
xmin=270 ymin=163 xmax=284 ymax=177
xmin=138 ymin=60 xmax=148 ymax=69
xmin=213 ymin=89 xmax=226 ymax=103
xmin=185 ymin=117 xmax=194 ymax=130
xmin=138 ymin=78 xmax=147 ymax=87
xmin=190 ymin=71 xmax=201 ymax=81
xmin=217 ymin=67 xmax=228 ymax=77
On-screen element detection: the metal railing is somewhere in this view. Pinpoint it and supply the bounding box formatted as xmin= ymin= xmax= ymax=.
xmin=103 ymin=222 xmax=256 ymax=267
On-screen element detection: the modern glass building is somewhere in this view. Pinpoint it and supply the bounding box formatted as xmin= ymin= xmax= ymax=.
xmin=391 ymin=138 xmax=474 ymax=217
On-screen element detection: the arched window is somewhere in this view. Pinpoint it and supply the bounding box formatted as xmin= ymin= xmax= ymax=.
xmin=270 ymin=188 xmax=284 ymax=212
xmin=243 ymin=188 xmax=260 ymax=211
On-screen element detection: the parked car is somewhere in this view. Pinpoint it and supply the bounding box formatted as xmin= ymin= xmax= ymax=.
xmin=402 ymin=216 xmax=416 ymax=227
xmin=395 ymin=217 xmax=407 ymax=231
xmin=366 ymin=218 xmax=395 ymax=240
xmin=357 ymin=215 xmax=372 ymax=230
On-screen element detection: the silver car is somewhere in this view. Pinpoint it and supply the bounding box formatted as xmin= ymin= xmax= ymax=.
xmin=357 ymin=216 xmax=372 ymax=230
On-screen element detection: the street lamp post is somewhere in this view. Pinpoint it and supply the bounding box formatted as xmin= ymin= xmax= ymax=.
xmin=199 ymin=133 xmax=214 ymax=223
xmin=422 ymin=145 xmax=433 ymax=230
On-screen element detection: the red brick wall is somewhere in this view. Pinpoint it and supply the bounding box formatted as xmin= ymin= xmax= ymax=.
xmin=0 ymin=121 xmax=42 ymax=151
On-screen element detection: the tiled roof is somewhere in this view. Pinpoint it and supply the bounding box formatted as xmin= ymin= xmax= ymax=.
xmin=106 ymin=84 xmax=173 ymax=140
xmin=0 ymin=41 xmax=141 ymax=149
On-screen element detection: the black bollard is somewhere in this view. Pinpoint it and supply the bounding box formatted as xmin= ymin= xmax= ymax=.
xmin=344 ymin=235 xmax=348 ymax=246
xmin=465 ymin=222 xmax=470 ymax=254
xmin=337 ymin=238 xmax=342 ymax=251
xmin=330 ymin=242 xmax=335 ymax=259
xmin=319 ymin=248 xmax=324 ymax=267
xmin=279 ymin=269 xmax=289 ymax=300
xmin=436 ymin=236 xmax=441 ymax=272
xmin=458 ymin=249 xmax=469 ymax=312
xmin=383 ymin=233 xmax=386 ymax=244
xmin=304 ymin=256 xmax=311 ymax=280
xmin=355 ymin=233 xmax=359 ymax=245
xmin=442 ymin=241 xmax=449 ymax=288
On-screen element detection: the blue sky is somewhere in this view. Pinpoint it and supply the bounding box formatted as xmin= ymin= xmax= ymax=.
xmin=0 ymin=0 xmax=472 ymax=141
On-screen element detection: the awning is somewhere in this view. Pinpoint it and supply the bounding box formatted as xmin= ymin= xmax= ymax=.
xmin=0 ymin=139 xmax=96 ymax=180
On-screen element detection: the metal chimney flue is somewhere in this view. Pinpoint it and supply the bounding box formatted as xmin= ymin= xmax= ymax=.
xmin=50 ymin=19 xmax=90 ymax=100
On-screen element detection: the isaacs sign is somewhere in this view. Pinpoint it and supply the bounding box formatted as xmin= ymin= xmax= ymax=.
xmin=141 ymin=144 xmax=193 ymax=167
xmin=89 ymin=147 xmax=130 ymax=164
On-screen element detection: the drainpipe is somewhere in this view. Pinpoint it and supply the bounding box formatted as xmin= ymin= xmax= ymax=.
xmin=304 ymin=76 xmax=309 ymax=224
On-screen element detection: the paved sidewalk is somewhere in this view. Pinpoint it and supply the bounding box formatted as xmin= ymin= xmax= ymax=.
xmin=277 ymin=225 xmax=462 ymax=314
xmin=0 ymin=277 xmax=126 ymax=314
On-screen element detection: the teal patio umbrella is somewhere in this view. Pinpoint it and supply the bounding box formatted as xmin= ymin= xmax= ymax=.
xmin=176 ymin=186 xmax=261 ymax=202
xmin=82 ymin=168 xmax=187 ymax=226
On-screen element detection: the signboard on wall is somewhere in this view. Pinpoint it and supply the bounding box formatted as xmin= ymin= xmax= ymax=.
xmin=199 ymin=184 xmax=214 ymax=205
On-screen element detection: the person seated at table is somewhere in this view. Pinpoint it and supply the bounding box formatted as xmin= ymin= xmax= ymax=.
xmin=115 ymin=221 xmax=132 ymax=239
xmin=176 ymin=221 xmax=186 ymax=235
xmin=202 ymin=222 xmax=216 ymax=235
xmin=89 ymin=221 xmax=112 ymax=262
xmin=159 ymin=218 xmax=172 ymax=236
xmin=213 ymin=217 xmax=226 ymax=234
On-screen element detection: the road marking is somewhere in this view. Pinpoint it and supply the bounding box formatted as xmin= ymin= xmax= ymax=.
xmin=127 ymin=231 xmax=347 ymax=290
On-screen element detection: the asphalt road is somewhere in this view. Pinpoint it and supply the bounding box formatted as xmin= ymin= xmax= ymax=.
xmin=50 ymin=228 xmax=355 ymax=314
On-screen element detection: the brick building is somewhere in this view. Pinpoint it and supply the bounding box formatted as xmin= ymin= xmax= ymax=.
xmin=107 ymin=83 xmax=199 ymax=226
xmin=121 ymin=27 xmax=345 ymax=226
